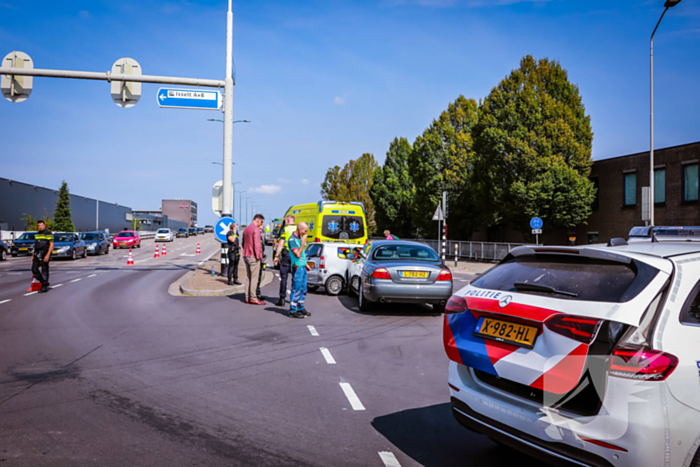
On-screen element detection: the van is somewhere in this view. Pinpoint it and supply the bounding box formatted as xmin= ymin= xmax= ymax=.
xmin=283 ymin=201 xmax=368 ymax=245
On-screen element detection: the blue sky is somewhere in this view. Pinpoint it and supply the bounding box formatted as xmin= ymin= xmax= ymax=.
xmin=1 ymin=0 xmax=698 ymax=227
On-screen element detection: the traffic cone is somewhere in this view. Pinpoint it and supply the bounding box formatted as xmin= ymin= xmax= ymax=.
xmin=126 ymin=248 xmax=134 ymax=266
xmin=161 ymin=244 xmax=167 ymax=256
xmin=196 ymin=243 xmax=201 ymax=255
xmin=27 ymin=277 xmax=42 ymax=292
xmin=153 ymin=244 xmax=160 ymax=258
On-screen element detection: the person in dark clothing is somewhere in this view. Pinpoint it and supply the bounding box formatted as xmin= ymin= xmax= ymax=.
xmin=256 ymin=228 xmax=268 ymax=301
xmin=226 ymin=223 xmax=241 ymax=286
xmin=273 ymin=215 xmax=296 ymax=307
xmin=31 ymin=220 xmax=54 ymax=293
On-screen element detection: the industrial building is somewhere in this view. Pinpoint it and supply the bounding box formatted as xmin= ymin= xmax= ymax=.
xmin=161 ymin=199 xmax=198 ymax=227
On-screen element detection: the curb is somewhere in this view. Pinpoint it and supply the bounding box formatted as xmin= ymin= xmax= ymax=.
xmin=176 ymin=269 xmax=274 ymax=297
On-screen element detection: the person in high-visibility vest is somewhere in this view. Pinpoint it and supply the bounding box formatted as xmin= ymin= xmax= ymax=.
xmin=273 ymin=215 xmax=296 ymax=307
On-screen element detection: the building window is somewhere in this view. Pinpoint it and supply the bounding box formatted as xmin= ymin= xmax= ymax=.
xmin=624 ymin=172 xmax=636 ymax=206
xmin=683 ymin=164 xmax=699 ymax=202
xmin=654 ymin=168 xmax=665 ymax=204
xmin=591 ymin=177 xmax=599 ymax=211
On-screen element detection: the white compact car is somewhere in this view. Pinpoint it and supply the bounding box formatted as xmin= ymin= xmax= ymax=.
xmin=306 ymin=242 xmax=365 ymax=295
xmin=445 ymin=239 xmax=700 ymax=467
xmin=155 ymin=228 xmax=174 ymax=242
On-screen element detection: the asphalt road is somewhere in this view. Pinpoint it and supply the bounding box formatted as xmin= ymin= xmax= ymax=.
xmin=0 ymin=237 xmax=539 ymax=466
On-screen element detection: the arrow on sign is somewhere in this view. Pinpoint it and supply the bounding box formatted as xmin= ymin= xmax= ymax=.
xmin=219 ymin=224 xmax=228 ymax=238
xmin=159 ymin=91 xmax=167 ymax=102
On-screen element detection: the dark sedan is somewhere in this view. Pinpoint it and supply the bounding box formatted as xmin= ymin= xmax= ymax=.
xmin=176 ymin=228 xmax=189 ymax=238
xmin=354 ymin=240 xmax=453 ymax=313
xmin=10 ymin=232 xmax=36 ymax=257
xmin=80 ymin=231 xmax=110 ymax=255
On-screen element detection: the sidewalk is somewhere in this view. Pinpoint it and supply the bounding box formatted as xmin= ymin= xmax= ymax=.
xmin=449 ymin=260 xmax=497 ymax=275
xmin=169 ymin=254 xmax=274 ymax=297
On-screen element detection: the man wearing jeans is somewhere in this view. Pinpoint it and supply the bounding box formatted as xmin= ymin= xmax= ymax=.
xmin=242 ymin=214 xmax=266 ymax=305
xmin=288 ymin=222 xmax=310 ymax=319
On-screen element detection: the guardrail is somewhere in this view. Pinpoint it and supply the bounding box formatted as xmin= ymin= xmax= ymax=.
xmin=370 ymin=237 xmax=533 ymax=262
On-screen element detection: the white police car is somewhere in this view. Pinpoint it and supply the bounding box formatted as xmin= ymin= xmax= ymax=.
xmin=444 ymin=235 xmax=700 ymax=467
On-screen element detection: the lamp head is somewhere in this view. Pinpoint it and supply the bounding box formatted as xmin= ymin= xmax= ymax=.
xmin=664 ymin=0 xmax=681 ymax=7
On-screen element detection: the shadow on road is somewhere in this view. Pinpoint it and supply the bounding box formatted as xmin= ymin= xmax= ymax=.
xmin=335 ymin=295 xmax=440 ymax=318
xmin=372 ymin=403 xmax=541 ymax=467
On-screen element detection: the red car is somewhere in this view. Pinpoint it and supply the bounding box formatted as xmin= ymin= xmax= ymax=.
xmin=113 ymin=231 xmax=141 ymax=249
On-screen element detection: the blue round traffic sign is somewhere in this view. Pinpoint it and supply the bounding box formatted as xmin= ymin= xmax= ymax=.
xmin=215 ymin=217 xmax=237 ymax=243
xmin=530 ymin=217 xmax=543 ymax=230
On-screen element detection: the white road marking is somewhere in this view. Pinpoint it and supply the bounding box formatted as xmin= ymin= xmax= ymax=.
xmin=51 ymin=284 xmax=63 ymax=288
xmin=8 ymin=272 xmax=22 ymax=275
xmin=88 ymin=274 xmax=97 ymax=277
xmin=0 ymin=299 xmax=11 ymax=304
xmin=24 ymin=291 xmax=38 ymax=296
xmin=307 ymin=325 xmax=319 ymax=337
xmin=70 ymin=278 xmax=82 ymax=283
xmin=458 ymin=279 xmax=470 ymax=282
xmin=378 ymin=451 xmax=401 ymax=467
xmin=339 ymin=382 xmax=365 ymax=411
xmin=320 ymin=347 xmax=336 ymax=364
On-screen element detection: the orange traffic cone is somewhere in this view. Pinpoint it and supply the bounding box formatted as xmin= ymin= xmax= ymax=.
xmin=153 ymin=244 xmax=160 ymax=258
xmin=126 ymin=248 xmax=134 ymax=266
xmin=161 ymin=244 xmax=167 ymax=256
xmin=196 ymin=243 xmax=201 ymax=255
xmin=27 ymin=277 xmax=42 ymax=292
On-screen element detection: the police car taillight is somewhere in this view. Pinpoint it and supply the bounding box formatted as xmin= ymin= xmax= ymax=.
xmin=609 ymin=347 xmax=678 ymax=381
xmin=320 ymin=256 xmax=325 ymax=269
xmin=444 ymin=295 xmax=468 ymax=315
xmin=545 ymin=314 xmax=601 ymax=344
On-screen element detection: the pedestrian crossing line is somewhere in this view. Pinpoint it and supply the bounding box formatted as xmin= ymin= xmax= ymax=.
xmin=70 ymin=278 xmax=82 ymax=283
xmin=24 ymin=291 xmax=38 ymax=296
xmin=319 ymin=347 xmax=336 ymax=364
xmin=0 ymin=299 xmax=11 ymax=304
xmin=307 ymin=325 xmax=319 ymax=337
xmin=378 ymin=451 xmax=401 ymax=467
xmin=339 ymin=382 xmax=365 ymax=411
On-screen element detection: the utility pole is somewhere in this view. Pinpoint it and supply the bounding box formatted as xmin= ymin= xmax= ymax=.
xmin=221 ymin=0 xmax=234 ymax=219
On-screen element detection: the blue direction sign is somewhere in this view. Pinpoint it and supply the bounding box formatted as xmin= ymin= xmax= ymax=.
xmin=157 ymin=87 xmax=221 ymax=110
xmin=215 ymin=217 xmax=237 ymax=243
xmin=530 ymin=217 xmax=543 ymax=230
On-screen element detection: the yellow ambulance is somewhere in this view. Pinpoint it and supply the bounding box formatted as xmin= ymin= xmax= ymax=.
xmin=283 ymin=201 xmax=368 ymax=245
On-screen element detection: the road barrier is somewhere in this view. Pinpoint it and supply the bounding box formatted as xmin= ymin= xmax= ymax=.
xmin=370 ymin=237 xmax=533 ymax=263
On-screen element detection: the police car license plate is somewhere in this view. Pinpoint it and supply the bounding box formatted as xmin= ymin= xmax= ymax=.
xmin=307 ymin=261 xmax=315 ymax=268
xmin=474 ymin=316 xmax=538 ymax=348
xmin=400 ymin=271 xmax=429 ymax=278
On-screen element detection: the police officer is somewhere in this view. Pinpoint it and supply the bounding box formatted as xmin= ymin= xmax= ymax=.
xmin=226 ymin=223 xmax=241 ymax=286
xmin=273 ymin=215 xmax=296 ymax=307
xmin=256 ymin=228 xmax=268 ymax=301
xmin=32 ymin=220 xmax=54 ymax=293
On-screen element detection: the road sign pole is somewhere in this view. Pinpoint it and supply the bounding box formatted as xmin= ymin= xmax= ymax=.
xmin=221 ymin=0 xmax=234 ymax=219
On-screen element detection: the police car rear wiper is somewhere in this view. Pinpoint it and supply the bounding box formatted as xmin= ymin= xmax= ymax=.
xmin=513 ymin=282 xmax=579 ymax=298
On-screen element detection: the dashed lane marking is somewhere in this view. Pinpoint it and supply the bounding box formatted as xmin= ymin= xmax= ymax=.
xmin=307 ymin=325 xmax=319 ymax=337
xmin=378 ymin=452 xmax=401 ymax=467
xmin=24 ymin=291 xmax=38 ymax=296
xmin=0 ymin=299 xmax=11 ymax=304
xmin=339 ymin=382 xmax=365 ymax=411
xmin=51 ymin=284 xmax=63 ymax=288
xmin=320 ymin=347 xmax=336 ymax=364
xmin=88 ymin=274 xmax=97 ymax=278
xmin=70 ymin=278 xmax=82 ymax=283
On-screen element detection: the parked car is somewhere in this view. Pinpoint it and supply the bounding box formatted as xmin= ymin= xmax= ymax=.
xmin=113 ymin=231 xmax=141 ymax=249
xmin=155 ymin=228 xmax=174 ymax=242
xmin=197 ymin=227 xmax=205 ymax=235
xmin=305 ymin=242 xmax=365 ymax=296
xmin=10 ymin=232 xmax=36 ymax=257
xmin=445 ymin=238 xmax=700 ymax=467
xmin=80 ymin=231 xmax=110 ymax=255
xmin=52 ymin=233 xmax=87 ymax=260
xmin=0 ymin=240 xmax=8 ymax=261
xmin=176 ymin=228 xmax=189 ymax=238
xmin=355 ymin=240 xmax=452 ymax=313
xmin=204 ymin=225 xmax=214 ymax=233
xmin=188 ymin=228 xmax=197 ymax=236
xmin=347 ymin=242 xmax=372 ymax=296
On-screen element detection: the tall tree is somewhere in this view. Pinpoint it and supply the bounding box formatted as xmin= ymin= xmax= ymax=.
xmin=321 ymin=153 xmax=379 ymax=234
xmin=409 ymin=95 xmax=480 ymax=239
xmin=53 ymin=180 xmax=75 ymax=232
xmin=473 ymin=55 xmax=595 ymax=239
xmin=371 ymin=137 xmax=416 ymax=238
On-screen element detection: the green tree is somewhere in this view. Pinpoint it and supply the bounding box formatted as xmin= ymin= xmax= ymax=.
xmin=371 ymin=137 xmax=416 ymax=238
xmin=409 ymin=95 xmax=480 ymax=239
xmin=321 ymin=153 xmax=379 ymax=234
xmin=53 ymin=180 xmax=75 ymax=232
xmin=473 ymin=55 xmax=595 ymax=239
xmin=22 ymin=209 xmax=54 ymax=231
xmin=130 ymin=218 xmax=142 ymax=232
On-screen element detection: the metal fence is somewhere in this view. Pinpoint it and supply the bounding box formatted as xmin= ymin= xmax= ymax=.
xmin=371 ymin=237 xmax=533 ymax=262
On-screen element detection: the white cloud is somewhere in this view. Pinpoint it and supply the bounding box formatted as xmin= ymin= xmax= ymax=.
xmin=301 ymin=179 xmax=309 ymax=185
xmin=333 ymin=94 xmax=348 ymax=106
xmin=248 ymin=184 xmax=282 ymax=195
xmin=277 ymin=178 xmax=290 ymax=183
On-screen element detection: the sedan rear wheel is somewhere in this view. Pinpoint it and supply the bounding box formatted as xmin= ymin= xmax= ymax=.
xmin=325 ymin=275 xmax=344 ymax=296
xmin=358 ymin=281 xmax=372 ymax=312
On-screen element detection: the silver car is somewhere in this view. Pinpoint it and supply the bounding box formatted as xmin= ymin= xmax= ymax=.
xmin=306 ymin=242 xmax=365 ymax=296
xmin=354 ymin=240 xmax=453 ymax=313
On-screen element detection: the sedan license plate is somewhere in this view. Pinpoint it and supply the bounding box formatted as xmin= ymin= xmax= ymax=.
xmin=19 ymin=248 xmax=28 ymax=251
xmin=400 ymin=271 xmax=429 ymax=278
xmin=307 ymin=261 xmax=315 ymax=268
xmin=474 ymin=316 xmax=538 ymax=348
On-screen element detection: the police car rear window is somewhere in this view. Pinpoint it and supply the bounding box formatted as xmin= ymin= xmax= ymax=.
xmin=471 ymin=255 xmax=659 ymax=303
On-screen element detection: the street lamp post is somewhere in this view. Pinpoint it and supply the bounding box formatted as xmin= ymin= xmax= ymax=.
xmin=650 ymin=0 xmax=682 ymax=227
xmin=207 ymin=117 xmax=249 ymax=219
